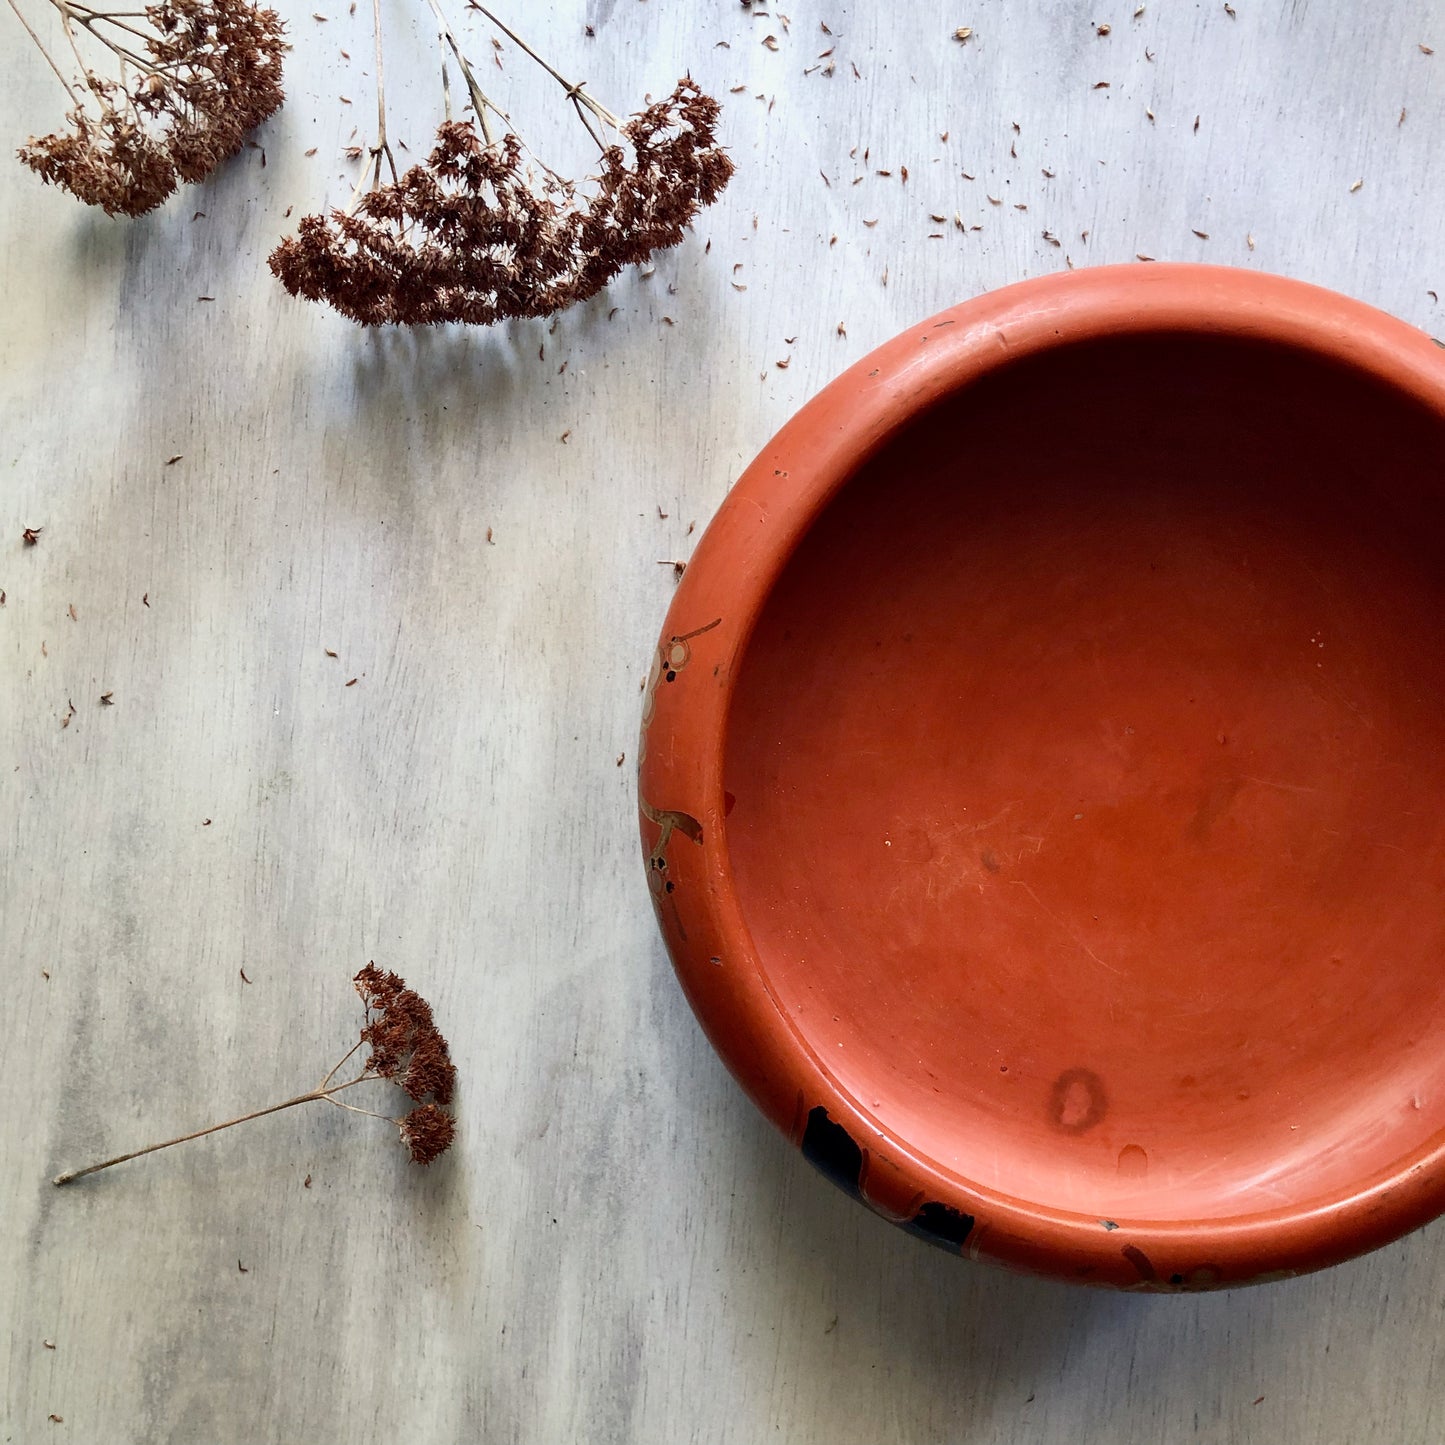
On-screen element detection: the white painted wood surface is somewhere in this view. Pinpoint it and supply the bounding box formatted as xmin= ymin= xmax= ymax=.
xmin=3 ymin=1 xmax=1444 ymax=1440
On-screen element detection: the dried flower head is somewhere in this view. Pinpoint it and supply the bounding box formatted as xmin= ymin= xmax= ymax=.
xmin=270 ymin=76 xmax=732 ymax=326
xmin=399 ymin=1103 xmax=456 ymax=1164
xmin=15 ymin=0 xmax=287 ymax=217
xmin=354 ymin=961 xmax=456 ymax=1107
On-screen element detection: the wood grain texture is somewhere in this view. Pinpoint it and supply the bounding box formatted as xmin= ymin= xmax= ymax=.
xmin=2 ymin=1 xmax=1443 ymax=1441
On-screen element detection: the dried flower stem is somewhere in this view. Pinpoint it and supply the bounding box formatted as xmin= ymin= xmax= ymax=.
xmin=424 ymin=0 xmax=504 ymax=145
xmin=4 ymin=0 xmax=78 ymax=98
xmin=466 ymin=0 xmax=622 ymax=129
xmin=53 ymin=965 xmax=457 ymax=1184
xmin=344 ymin=0 xmax=396 ymax=213
xmin=52 ymin=1073 xmax=372 ymax=1185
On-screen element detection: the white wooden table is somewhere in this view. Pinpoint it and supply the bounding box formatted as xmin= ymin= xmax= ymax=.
xmin=3 ymin=2 xmax=1444 ymax=1441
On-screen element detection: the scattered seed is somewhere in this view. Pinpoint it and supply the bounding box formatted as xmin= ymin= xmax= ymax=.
xmin=1192 ymin=228 xmax=1210 ymax=239
xmin=1247 ymin=232 xmax=1256 ymax=249
xmin=345 ymin=677 xmax=358 ymax=687
xmin=1421 ymin=43 xmax=1434 ymax=55
xmin=1193 ymin=114 xmax=1200 ymax=131
xmin=863 ymin=217 xmax=878 ymax=227
xmin=1042 ymin=230 xmax=1060 ymax=245
xmin=940 ymin=130 xmax=949 ymax=141
xmin=762 ymin=33 xmax=778 ymax=49
xmin=1097 ymin=22 xmax=1111 ymax=34
xmin=68 ymin=604 xmax=77 ymax=621
xmin=987 ymin=193 xmax=1001 ymax=205
xmin=238 ymin=1260 xmax=249 ymax=1273
xmin=1146 ymin=107 xmax=1155 ymax=121
xmin=1042 ymin=167 xmax=1056 ymax=177
xmin=881 ymin=266 xmax=889 ymax=285
xmin=953 ymin=26 xmax=973 ymax=42
xmin=198 ymin=295 xmax=214 ymax=302
xmin=49 ymin=1416 xmax=63 ymax=1424
xmin=1134 ymin=4 xmax=1145 ymax=14
xmin=836 ymin=321 xmax=847 ymax=335
xmin=98 ymin=691 xmax=113 ymax=705
xmin=616 ymin=753 xmax=626 ymax=766
xmin=1399 ymin=107 xmax=1407 ymax=125
xmin=1224 ymin=2 xmax=1236 ymax=15
xmin=1145 ymin=45 xmax=1155 ymax=59
xmin=1093 ymin=80 xmax=1111 ymax=88
xmin=776 ymin=357 xmax=790 ymax=368
xmin=1014 ymin=202 xmax=1028 ymax=210
xmin=486 ymin=527 xmax=495 ymax=544
xmin=1136 ymin=252 xmax=1156 ymax=261
xmin=142 ymin=593 xmax=149 ymax=606
xmin=22 ymin=527 xmax=42 ymax=545
xmin=43 ymin=1340 xmax=56 ymax=1349
xmin=305 ymin=147 xmax=318 ymax=156
xmin=240 ymin=967 xmax=252 ymax=983
xmin=166 ymin=454 xmax=183 ymax=466
xmin=202 ymin=818 xmax=212 ymax=826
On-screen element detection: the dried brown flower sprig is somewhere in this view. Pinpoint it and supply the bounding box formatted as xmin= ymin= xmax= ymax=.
xmin=53 ymin=964 xmax=456 ymax=1185
xmin=268 ymin=1 xmax=733 ymax=325
xmin=10 ymin=0 xmax=286 ymax=216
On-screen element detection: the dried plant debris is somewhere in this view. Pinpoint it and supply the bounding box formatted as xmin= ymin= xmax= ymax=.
xmin=270 ymin=1 xmax=732 ymax=326
xmin=52 ymin=964 xmax=456 ymax=1185
xmin=13 ymin=0 xmax=287 ymax=216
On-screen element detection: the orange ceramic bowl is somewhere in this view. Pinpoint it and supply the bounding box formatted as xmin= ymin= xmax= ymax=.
xmin=639 ymin=264 xmax=1445 ymax=1288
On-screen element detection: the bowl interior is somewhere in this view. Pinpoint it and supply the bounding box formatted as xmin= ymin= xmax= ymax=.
xmin=724 ymin=330 xmax=1445 ymax=1224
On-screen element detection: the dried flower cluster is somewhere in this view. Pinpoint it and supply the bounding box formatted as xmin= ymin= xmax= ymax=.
xmin=13 ymin=0 xmax=286 ymax=216
xmin=270 ymin=77 xmax=733 ymax=326
xmin=355 ymin=961 xmax=457 ymax=1160
xmin=53 ymin=964 xmax=457 ymax=1186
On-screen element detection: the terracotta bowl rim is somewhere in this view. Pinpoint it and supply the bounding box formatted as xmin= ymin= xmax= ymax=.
xmin=641 ymin=263 xmax=1445 ymax=1287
